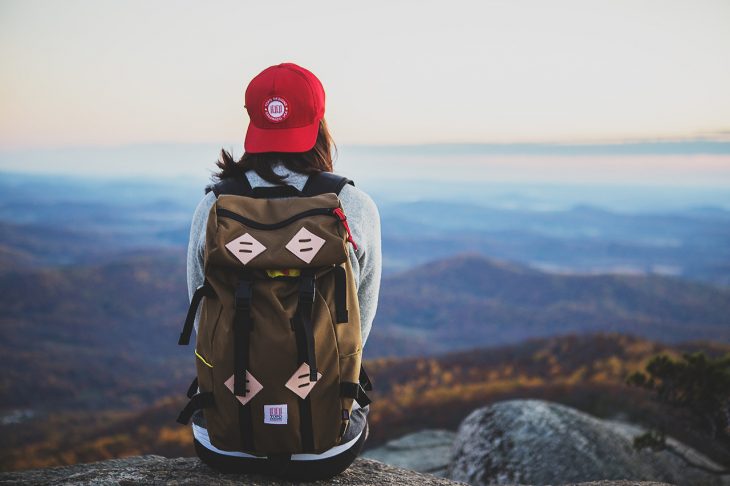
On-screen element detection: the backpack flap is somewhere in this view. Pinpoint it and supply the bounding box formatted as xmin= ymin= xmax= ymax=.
xmin=206 ymin=193 xmax=349 ymax=270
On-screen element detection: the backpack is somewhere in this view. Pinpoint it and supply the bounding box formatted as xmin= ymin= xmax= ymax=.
xmin=176 ymin=171 xmax=373 ymax=457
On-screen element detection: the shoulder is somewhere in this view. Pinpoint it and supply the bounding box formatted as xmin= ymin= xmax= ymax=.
xmin=191 ymin=191 xmax=216 ymax=230
xmin=337 ymin=182 xmax=380 ymax=244
xmin=196 ymin=190 xmax=217 ymax=213
xmin=338 ymin=182 xmax=379 ymax=219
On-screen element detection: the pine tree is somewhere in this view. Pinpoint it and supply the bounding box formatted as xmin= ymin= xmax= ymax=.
xmin=627 ymin=351 xmax=730 ymax=473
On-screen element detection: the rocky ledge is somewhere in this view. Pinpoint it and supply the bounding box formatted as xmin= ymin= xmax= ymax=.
xmin=0 ymin=455 xmax=463 ymax=486
xmin=0 ymin=454 xmax=680 ymax=486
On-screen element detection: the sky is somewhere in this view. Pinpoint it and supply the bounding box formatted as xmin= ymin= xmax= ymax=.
xmin=1 ymin=0 xmax=730 ymax=150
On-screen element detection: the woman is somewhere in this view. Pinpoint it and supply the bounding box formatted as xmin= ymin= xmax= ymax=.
xmin=186 ymin=62 xmax=382 ymax=480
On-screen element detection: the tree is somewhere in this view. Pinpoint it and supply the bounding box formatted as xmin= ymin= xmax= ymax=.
xmin=626 ymin=351 xmax=730 ymax=473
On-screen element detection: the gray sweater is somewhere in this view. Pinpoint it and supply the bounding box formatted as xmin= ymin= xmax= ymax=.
xmin=186 ymin=163 xmax=382 ymax=349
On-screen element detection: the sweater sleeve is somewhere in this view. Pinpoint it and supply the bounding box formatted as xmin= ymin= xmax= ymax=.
xmin=186 ymin=191 xmax=216 ymax=333
xmin=337 ymin=184 xmax=382 ymax=347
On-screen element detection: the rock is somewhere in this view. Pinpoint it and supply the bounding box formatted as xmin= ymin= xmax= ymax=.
xmin=551 ymin=483 xmax=672 ymax=486
xmin=448 ymin=399 xmax=729 ymax=486
xmin=363 ymin=429 xmax=457 ymax=476
xmin=0 ymin=455 xmax=465 ymax=486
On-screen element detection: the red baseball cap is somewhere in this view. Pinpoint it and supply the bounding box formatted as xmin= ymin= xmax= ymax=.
xmin=244 ymin=63 xmax=326 ymax=153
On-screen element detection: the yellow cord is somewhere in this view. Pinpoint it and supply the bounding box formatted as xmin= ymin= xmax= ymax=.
xmin=195 ymin=349 xmax=213 ymax=368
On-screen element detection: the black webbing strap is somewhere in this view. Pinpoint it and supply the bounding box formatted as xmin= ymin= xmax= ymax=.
xmin=296 ymin=271 xmax=318 ymax=382
xmin=233 ymin=272 xmax=255 ymax=451
xmin=301 ymin=171 xmax=354 ymax=197
xmin=359 ymin=365 xmax=373 ymax=391
xmin=233 ymin=275 xmax=253 ymax=396
xmin=178 ymin=281 xmax=213 ymax=345
xmin=176 ymin=391 xmax=214 ymax=425
xmin=207 ymin=172 xmax=354 ymax=198
xmin=339 ymin=382 xmax=372 ymax=407
xmin=239 ymin=398 xmax=255 ymax=451
xmin=333 ymin=265 xmax=349 ymax=323
xmin=186 ymin=377 xmax=199 ymax=399
xmin=340 ymin=365 xmax=375 ymax=407
xmin=340 ymin=382 xmax=359 ymax=399
xmin=249 ymin=185 xmax=302 ymax=199
xmin=291 ymin=293 xmax=316 ymax=453
xmin=299 ymin=397 xmax=315 ymax=453
xmin=205 ymin=174 xmax=253 ymax=197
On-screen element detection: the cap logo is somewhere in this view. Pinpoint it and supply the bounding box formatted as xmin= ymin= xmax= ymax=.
xmin=263 ymin=96 xmax=289 ymax=123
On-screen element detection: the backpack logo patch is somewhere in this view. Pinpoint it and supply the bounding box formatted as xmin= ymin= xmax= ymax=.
xmin=263 ymin=96 xmax=289 ymax=123
xmin=285 ymin=227 xmax=325 ymax=264
xmin=285 ymin=362 xmax=323 ymax=399
xmin=224 ymin=372 xmax=263 ymax=406
xmin=225 ymin=233 xmax=266 ymax=265
xmin=264 ymin=404 xmax=288 ymax=425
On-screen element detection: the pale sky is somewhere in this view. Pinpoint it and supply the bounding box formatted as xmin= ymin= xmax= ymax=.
xmin=1 ymin=0 xmax=729 ymax=149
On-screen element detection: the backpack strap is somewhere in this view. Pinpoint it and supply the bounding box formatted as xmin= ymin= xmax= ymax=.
xmin=176 ymin=391 xmax=215 ymax=425
xmin=339 ymin=382 xmax=372 ymax=408
xmin=207 ymin=171 xmax=353 ymax=198
xmin=233 ymin=274 xmax=254 ymax=396
xmin=205 ymin=171 xmax=355 ymax=197
xmin=206 ymin=175 xmax=253 ymax=197
xmin=178 ymin=281 xmax=214 ymax=345
xmin=186 ymin=377 xmax=199 ymax=399
xmin=340 ymin=364 xmax=374 ymax=408
xmin=359 ymin=364 xmax=373 ymax=391
xmin=294 ymin=270 xmax=318 ymax=381
xmin=301 ymin=171 xmax=354 ymax=196
xmin=290 ymin=269 xmax=318 ymax=453
xmin=232 ymin=272 xmax=256 ymax=452
xmin=333 ymin=265 xmax=349 ymax=323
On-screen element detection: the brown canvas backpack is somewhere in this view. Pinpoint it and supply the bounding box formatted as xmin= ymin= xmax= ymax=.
xmin=176 ymin=172 xmax=372 ymax=457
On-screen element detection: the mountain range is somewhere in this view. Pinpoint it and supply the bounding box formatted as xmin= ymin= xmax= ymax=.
xmin=372 ymin=254 xmax=730 ymax=355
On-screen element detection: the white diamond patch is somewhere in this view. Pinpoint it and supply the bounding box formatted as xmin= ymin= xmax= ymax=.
xmin=225 ymin=233 xmax=266 ymax=265
xmin=285 ymin=362 xmax=322 ymax=399
xmin=285 ymin=227 xmax=325 ymax=264
xmin=224 ymin=372 xmax=263 ymax=406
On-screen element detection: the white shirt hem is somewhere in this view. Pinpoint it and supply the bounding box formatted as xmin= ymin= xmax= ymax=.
xmin=192 ymin=423 xmax=362 ymax=461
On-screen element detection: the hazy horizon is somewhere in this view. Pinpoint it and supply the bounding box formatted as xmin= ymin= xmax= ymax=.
xmin=1 ymin=139 xmax=729 ymax=191
xmin=2 ymin=0 xmax=729 ymax=148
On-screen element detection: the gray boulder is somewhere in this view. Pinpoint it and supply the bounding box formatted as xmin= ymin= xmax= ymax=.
xmin=363 ymin=429 xmax=457 ymax=476
xmin=448 ymin=399 xmax=729 ymax=486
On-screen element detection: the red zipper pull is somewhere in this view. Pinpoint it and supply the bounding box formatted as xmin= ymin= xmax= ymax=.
xmin=332 ymin=208 xmax=358 ymax=251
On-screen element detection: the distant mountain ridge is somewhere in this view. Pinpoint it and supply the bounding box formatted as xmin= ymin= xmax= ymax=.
xmin=372 ymin=254 xmax=730 ymax=355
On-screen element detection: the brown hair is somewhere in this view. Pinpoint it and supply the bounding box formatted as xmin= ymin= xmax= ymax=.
xmin=214 ymin=119 xmax=336 ymax=184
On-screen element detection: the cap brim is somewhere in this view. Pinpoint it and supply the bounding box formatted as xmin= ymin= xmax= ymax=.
xmin=244 ymin=122 xmax=320 ymax=154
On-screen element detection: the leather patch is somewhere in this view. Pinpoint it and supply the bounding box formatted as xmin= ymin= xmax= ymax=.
xmin=285 ymin=362 xmax=322 ymax=399
xmin=285 ymin=227 xmax=325 ymax=264
xmin=225 ymin=233 xmax=266 ymax=265
xmin=224 ymin=372 xmax=263 ymax=405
